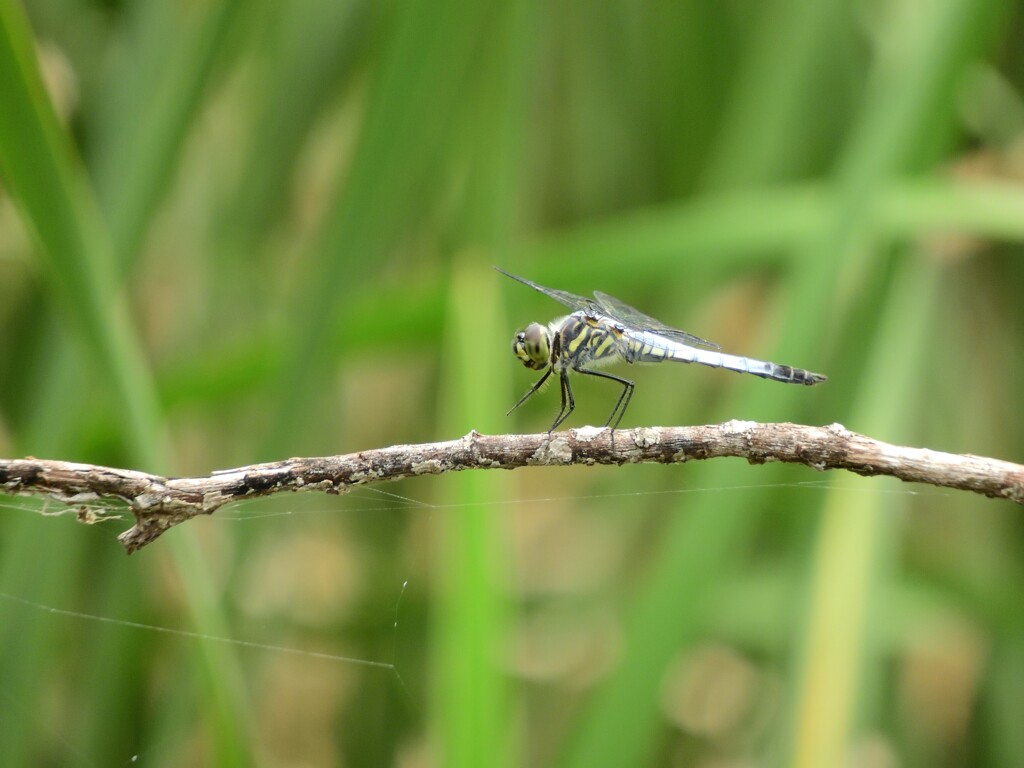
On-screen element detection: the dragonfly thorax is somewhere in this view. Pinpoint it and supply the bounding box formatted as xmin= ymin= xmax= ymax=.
xmin=513 ymin=323 xmax=551 ymax=371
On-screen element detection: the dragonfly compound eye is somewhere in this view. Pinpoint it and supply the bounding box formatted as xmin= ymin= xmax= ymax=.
xmin=513 ymin=323 xmax=550 ymax=370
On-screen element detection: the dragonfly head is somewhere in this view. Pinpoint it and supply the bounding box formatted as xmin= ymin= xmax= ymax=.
xmin=513 ymin=323 xmax=551 ymax=371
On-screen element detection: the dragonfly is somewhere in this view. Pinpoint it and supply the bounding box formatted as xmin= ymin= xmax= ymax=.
xmin=496 ymin=267 xmax=827 ymax=431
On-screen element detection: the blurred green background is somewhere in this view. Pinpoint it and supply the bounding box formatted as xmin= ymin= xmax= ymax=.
xmin=1 ymin=0 xmax=1023 ymax=765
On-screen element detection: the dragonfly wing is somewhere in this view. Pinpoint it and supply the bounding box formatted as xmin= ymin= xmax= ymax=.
xmin=593 ymin=290 xmax=721 ymax=350
xmin=495 ymin=267 xmax=598 ymax=314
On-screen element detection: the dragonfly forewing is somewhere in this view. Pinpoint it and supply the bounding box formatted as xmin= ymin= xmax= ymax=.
xmin=593 ymin=290 xmax=721 ymax=349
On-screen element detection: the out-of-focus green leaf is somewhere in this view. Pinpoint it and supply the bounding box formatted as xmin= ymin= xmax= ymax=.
xmin=92 ymin=0 xmax=251 ymax=265
xmin=0 ymin=0 xmax=163 ymax=465
xmin=265 ymin=0 xmax=495 ymax=450
xmin=0 ymin=2 xmax=254 ymax=764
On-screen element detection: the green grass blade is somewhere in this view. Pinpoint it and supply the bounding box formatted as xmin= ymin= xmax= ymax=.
xmin=702 ymin=0 xmax=848 ymax=187
xmin=92 ymin=0 xmax=252 ymax=264
xmin=434 ymin=262 xmax=513 ymax=767
xmin=431 ymin=4 xmax=534 ymax=758
xmin=265 ymin=0 xmax=494 ymax=449
xmin=529 ymin=179 xmax=1024 ymax=283
xmin=221 ymin=0 xmax=371 ymax=252
xmin=0 ymin=0 xmax=164 ymax=466
xmin=0 ymin=2 xmax=254 ymax=763
xmin=788 ymin=255 xmax=939 ymax=768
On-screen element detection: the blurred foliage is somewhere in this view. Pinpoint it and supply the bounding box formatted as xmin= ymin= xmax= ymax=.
xmin=1 ymin=0 xmax=1023 ymax=765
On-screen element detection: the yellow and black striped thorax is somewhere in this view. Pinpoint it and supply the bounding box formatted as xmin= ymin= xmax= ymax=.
xmin=551 ymin=313 xmax=623 ymax=371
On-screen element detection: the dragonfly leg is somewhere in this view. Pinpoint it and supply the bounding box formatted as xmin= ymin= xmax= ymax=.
xmin=577 ymin=368 xmax=634 ymax=429
xmin=549 ymin=372 xmax=575 ymax=432
xmin=507 ymin=368 xmax=552 ymax=416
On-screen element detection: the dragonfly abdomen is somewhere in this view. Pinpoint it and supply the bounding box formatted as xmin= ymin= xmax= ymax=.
xmin=688 ymin=348 xmax=826 ymax=385
xmin=634 ymin=337 xmax=826 ymax=385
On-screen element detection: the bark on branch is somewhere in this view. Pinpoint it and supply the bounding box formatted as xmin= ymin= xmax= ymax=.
xmin=1 ymin=421 xmax=1021 ymax=554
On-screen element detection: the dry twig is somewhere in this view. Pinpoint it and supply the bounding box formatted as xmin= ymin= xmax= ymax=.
xmin=1 ymin=421 xmax=1021 ymax=554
